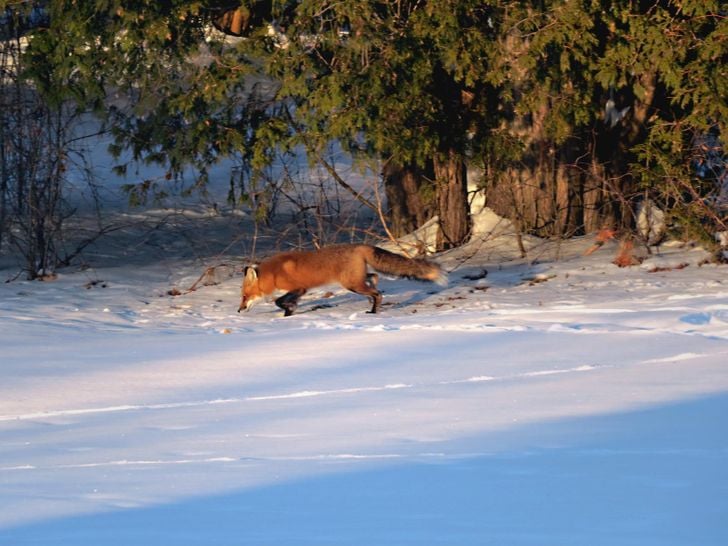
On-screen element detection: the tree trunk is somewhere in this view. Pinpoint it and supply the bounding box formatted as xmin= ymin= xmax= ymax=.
xmin=0 ymin=100 xmax=7 ymax=252
xmin=433 ymin=149 xmax=470 ymax=250
xmin=382 ymin=160 xmax=435 ymax=238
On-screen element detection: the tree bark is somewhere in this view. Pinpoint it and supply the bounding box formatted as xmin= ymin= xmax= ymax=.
xmin=433 ymin=149 xmax=470 ymax=250
xmin=382 ymin=161 xmax=435 ymax=238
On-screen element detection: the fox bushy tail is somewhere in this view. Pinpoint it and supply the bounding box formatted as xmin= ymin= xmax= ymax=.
xmin=367 ymin=247 xmax=447 ymax=286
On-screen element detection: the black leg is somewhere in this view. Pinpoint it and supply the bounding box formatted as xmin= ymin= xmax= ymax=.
xmin=367 ymin=291 xmax=383 ymax=314
xmin=275 ymin=289 xmax=306 ymax=316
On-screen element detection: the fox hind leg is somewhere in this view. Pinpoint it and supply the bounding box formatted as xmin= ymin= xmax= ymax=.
xmin=365 ymin=288 xmax=383 ymax=313
xmin=275 ymin=289 xmax=306 ymax=317
xmin=368 ymin=290 xmax=383 ymax=313
xmin=346 ymin=282 xmax=382 ymax=314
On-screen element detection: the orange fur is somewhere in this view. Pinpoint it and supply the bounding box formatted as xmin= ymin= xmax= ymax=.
xmin=239 ymin=244 xmax=445 ymax=316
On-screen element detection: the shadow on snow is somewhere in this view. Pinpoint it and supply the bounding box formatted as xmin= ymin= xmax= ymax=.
xmin=3 ymin=393 xmax=727 ymax=546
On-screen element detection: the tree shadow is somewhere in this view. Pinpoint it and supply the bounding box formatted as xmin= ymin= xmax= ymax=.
xmin=3 ymin=393 xmax=727 ymax=545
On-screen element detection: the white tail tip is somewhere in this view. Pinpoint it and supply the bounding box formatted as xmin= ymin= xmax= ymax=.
xmin=434 ymin=270 xmax=448 ymax=286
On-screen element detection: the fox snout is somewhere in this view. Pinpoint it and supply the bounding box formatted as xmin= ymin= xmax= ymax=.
xmin=239 ymin=266 xmax=260 ymax=314
xmin=238 ymin=293 xmax=261 ymax=313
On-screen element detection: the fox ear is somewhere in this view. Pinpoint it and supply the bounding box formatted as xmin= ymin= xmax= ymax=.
xmin=244 ymin=265 xmax=258 ymax=283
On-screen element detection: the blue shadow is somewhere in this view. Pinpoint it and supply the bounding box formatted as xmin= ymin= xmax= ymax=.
xmin=3 ymin=393 xmax=727 ymax=546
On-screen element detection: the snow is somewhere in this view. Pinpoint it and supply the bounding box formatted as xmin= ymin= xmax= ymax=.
xmin=1 ymin=187 xmax=728 ymax=544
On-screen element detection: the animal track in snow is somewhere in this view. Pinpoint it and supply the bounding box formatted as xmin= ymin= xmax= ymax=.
xmin=0 ymin=365 xmax=603 ymax=424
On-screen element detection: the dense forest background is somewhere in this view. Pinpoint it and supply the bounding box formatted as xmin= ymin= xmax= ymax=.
xmin=0 ymin=0 xmax=726 ymax=278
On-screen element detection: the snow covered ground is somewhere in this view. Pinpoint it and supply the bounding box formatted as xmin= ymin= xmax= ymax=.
xmin=1 ymin=197 xmax=727 ymax=544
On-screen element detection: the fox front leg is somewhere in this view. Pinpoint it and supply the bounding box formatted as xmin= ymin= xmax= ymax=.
xmin=275 ymin=289 xmax=306 ymax=317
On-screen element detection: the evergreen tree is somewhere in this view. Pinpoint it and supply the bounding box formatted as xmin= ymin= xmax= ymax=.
xmin=20 ymin=1 xmax=504 ymax=250
xmin=484 ymin=0 xmax=726 ymax=242
xmin=15 ymin=0 xmax=726 ymax=252
xmin=246 ymin=0 xmax=503 ymax=249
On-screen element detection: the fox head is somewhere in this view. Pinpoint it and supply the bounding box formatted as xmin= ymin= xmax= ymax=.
xmin=238 ymin=266 xmax=263 ymax=312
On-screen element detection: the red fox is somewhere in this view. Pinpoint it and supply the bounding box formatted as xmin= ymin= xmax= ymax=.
xmin=238 ymin=244 xmax=446 ymax=316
